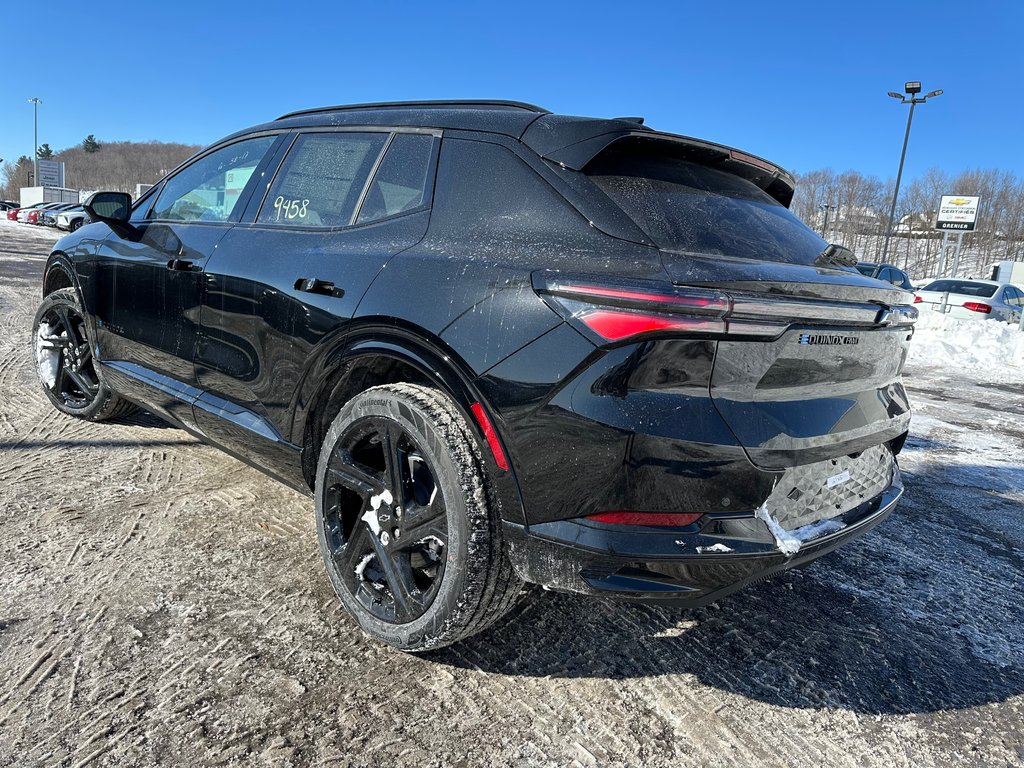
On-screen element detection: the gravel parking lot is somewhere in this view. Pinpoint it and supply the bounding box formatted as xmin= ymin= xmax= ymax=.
xmin=1 ymin=220 xmax=1022 ymax=767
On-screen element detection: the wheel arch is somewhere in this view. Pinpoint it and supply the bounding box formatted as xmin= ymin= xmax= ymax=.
xmin=42 ymin=252 xmax=79 ymax=298
xmin=296 ymin=320 xmax=527 ymax=526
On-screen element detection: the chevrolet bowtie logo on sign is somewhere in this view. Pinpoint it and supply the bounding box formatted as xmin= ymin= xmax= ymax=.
xmin=935 ymin=194 xmax=981 ymax=231
xmin=799 ymin=334 xmax=860 ymax=346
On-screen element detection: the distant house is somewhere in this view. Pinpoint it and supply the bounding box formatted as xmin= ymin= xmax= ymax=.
xmin=894 ymin=211 xmax=936 ymax=237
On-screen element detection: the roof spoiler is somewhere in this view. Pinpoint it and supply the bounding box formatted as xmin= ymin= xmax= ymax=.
xmin=522 ymin=118 xmax=796 ymax=208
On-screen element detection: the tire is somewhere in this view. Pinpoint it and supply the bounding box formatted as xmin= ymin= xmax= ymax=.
xmin=70 ymin=218 xmax=83 ymax=232
xmin=32 ymin=288 xmax=138 ymax=421
xmin=315 ymin=383 xmax=522 ymax=652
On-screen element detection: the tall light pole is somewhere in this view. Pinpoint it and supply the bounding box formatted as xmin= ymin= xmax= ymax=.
xmin=881 ymin=82 xmax=942 ymax=264
xmin=28 ymin=97 xmax=42 ymax=187
xmin=820 ymin=196 xmax=838 ymax=238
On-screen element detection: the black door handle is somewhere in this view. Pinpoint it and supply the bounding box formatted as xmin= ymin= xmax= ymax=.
xmin=167 ymin=258 xmax=198 ymax=272
xmin=294 ymin=277 xmax=345 ymax=298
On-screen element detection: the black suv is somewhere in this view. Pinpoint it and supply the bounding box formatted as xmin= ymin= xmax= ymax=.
xmin=35 ymin=100 xmax=916 ymax=651
xmin=855 ymin=261 xmax=914 ymax=290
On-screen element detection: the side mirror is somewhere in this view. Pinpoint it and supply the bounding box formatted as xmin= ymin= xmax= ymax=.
xmin=84 ymin=191 xmax=135 ymax=238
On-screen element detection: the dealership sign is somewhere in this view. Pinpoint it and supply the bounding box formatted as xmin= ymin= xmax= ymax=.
xmin=935 ymin=195 xmax=980 ymax=231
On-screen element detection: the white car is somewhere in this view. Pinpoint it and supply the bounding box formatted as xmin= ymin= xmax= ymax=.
xmin=56 ymin=206 xmax=89 ymax=232
xmin=915 ymin=279 xmax=1023 ymax=323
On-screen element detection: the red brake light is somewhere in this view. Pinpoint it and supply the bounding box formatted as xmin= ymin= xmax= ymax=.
xmin=585 ymin=511 xmax=704 ymax=527
xmin=913 ymin=295 xmax=923 ymax=303
xmin=963 ymin=302 xmax=992 ymax=314
xmin=728 ymin=150 xmax=779 ymax=174
xmin=578 ymin=309 xmax=723 ymax=342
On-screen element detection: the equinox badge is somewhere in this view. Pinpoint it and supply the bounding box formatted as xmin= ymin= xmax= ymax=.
xmin=799 ymin=333 xmax=859 ymax=346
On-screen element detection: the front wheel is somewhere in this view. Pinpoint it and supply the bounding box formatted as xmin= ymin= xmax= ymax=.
xmin=315 ymin=383 xmax=522 ymax=652
xmin=33 ymin=288 xmax=138 ymax=421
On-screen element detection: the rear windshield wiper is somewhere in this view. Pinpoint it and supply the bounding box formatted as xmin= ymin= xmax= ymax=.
xmin=814 ymin=243 xmax=858 ymax=268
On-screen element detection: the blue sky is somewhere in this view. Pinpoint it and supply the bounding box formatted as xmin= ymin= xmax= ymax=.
xmin=1 ymin=0 xmax=1021 ymax=182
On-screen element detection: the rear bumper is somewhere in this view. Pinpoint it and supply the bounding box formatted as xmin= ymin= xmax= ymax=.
xmin=504 ymin=468 xmax=902 ymax=607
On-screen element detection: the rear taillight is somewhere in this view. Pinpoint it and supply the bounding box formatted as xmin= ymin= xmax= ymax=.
xmin=913 ymin=295 xmax=923 ymax=303
xmin=536 ymin=275 xmax=769 ymax=343
xmin=585 ymin=511 xmax=704 ymax=527
xmin=963 ymin=302 xmax=992 ymax=314
xmin=534 ymin=272 xmax=917 ymax=345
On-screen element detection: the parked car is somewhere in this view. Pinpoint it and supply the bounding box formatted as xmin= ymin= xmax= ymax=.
xmin=28 ymin=202 xmax=73 ymax=225
xmin=855 ymin=261 xmax=914 ymax=290
xmin=915 ymin=278 xmax=1023 ymax=323
xmin=0 ymin=201 xmax=19 ymax=212
xmin=16 ymin=202 xmax=51 ymax=222
xmin=41 ymin=203 xmax=80 ymax=227
xmin=56 ymin=206 xmax=89 ymax=232
xmin=35 ymin=100 xmax=917 ymax=652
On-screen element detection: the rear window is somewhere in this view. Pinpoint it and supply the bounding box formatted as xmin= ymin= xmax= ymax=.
xmin=922 ymin=280 xmax=997 ymax=298
xmin=585 ymin=146 xmax=827 ymax=264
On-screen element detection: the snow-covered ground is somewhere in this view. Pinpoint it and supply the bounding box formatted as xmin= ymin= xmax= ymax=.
xmin=908 ymin=306 xmax=1024 ymax=381
xmin=0 ymin=220 xmax=1022 ymax=766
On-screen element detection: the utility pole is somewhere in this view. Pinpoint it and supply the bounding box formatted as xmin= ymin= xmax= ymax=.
xmin=820 ymin=195 xmax=838 ymax=239
xmin=28 ymin=98 xmax=42 ymax=187
xmin=881 ymin=82 xmax=942 ymax=263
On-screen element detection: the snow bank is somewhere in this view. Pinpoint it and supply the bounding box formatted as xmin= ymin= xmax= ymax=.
xmin=907 ymin=308 xmax=1024 ymax=381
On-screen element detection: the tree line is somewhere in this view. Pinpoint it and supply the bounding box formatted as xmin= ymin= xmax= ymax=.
xmin=791 ymin=167 xmax=1024 ymax=279
xmin=1 ymin=136 xmax=201 ymax=201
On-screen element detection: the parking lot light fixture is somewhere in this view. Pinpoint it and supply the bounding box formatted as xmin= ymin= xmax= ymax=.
xmin=881 ymin=83 xmax=943 ymax=264
xmin=28 ymin=98 xmax=42 ymax=188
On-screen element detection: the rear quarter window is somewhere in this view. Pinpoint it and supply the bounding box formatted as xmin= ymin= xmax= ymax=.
xmin=429 ymin=139 xmax=591 ymax=250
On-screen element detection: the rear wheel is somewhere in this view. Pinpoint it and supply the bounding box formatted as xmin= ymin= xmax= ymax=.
xmin=315 ymin=383 xmax=522 ymax=651
xmin=33 ymin=288 xmax=138 ymax=421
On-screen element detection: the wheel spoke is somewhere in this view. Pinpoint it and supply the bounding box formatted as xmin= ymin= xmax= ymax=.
xmin=52 ymin=351 xmax=67 ymax=394
xmin=335 ymin=519 xmax=372 ymax=571
xmin=369 ymin=534 xmax=419 ymax=615
xmin=65 ymin=366 xmax=98 ymax=395
xmin=381 ymin=423 xmax=409 ymax=508
xmin=396 ymin=501 xmax=446 ymax=547
xmin=327 ymin=452 xmax=384 ymax=497
xmin=53 ymin=305 xmax=77 ymax=344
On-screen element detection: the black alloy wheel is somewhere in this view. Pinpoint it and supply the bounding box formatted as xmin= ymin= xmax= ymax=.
xmin=32 ymin=289 xmax=137 ymax=420
xmin=315 ymin=384 xmax=522 ymax=652
xmin=322 ymin=416 xmax=449 ymax=623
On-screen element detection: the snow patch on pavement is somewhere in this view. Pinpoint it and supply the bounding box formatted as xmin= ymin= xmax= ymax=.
xmin=908 ymin=309 xmax=1024 ymax=381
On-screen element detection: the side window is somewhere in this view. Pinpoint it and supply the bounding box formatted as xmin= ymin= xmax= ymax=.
xmin=257 ymin=132 xmax=388 ymax=227
xmin=1005 ymin=287 xmax=1021 ymax=306
xmin=150 ymin=136 xmax=275 ymax=223
xmin=356 ymin=133 xmax=435 ymax=224
xmin=877 ymin=267 xmax=893 ymax=284
xmin=131 ymin=186 xmax=160 ymax=223
xmin=887 ymin=269 xmax=907 ymax=287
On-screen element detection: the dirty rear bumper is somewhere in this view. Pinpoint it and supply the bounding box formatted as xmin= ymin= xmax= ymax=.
xmin=504 ymin=469 xmax=903 ymax=607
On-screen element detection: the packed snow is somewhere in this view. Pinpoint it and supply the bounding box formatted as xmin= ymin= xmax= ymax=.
xmin=908 ymin=306 xmax=1024 ymax=381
